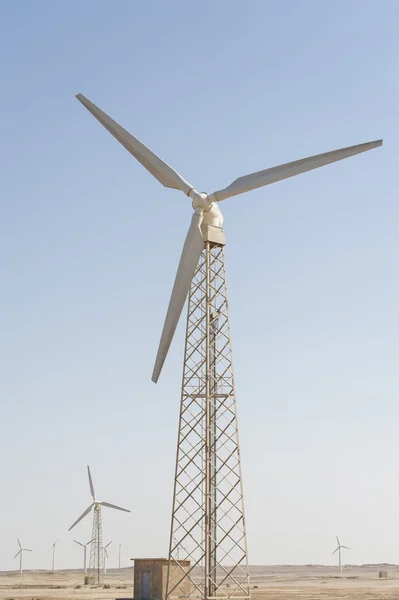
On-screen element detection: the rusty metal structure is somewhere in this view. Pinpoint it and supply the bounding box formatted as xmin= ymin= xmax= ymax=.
xmin=166 ymin=237 xmax=250 ymax=600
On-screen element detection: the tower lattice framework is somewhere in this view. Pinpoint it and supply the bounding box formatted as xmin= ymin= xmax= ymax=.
xmin=88 ymin=506 xmax=103 ymax=584
xmin=167 ymin=236 xmax=250 ymax=600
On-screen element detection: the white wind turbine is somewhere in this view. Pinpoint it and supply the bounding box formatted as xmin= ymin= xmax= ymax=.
xmin=49 ymin=539 xmax=58 ymax=571
xmin=173 ymin=536 xmax=188 ymax=560
xmin=102 ymin=541 xmax=112 ymax=574
xmin=333 ymin=536 xmax=350 ymax=572
xmin=75 ymin=94 xmax=382 ymax=385
xmin=73 ymin=538 xmax=93 ymax=574
xmin=14 ymin=539 xmax=32 ymax=574
xmin=75 ymin=93 xmax=381 ymax=600
xmin=68 ymin=466 xmax=130 ymax=584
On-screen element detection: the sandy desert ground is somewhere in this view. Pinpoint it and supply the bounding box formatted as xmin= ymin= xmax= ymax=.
xmin=2 ymin=565 xmax=399 ymax=600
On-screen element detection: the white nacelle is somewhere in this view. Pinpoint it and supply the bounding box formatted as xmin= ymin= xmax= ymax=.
xmin=203 ymin=202 xmax=223 ymax=228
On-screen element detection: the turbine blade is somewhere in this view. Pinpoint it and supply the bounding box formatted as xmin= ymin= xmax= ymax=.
xmin=73 ymin=540 xmax=84 ymax=547
xmin=76 ymin=94 xmax=194 ymax=195
xmin=342 ymin=546 xmax=350 ymax=550
xmin=100 ymin=501 xmax=130 ymax=513
xmin=87 ymin=465 xmax=95 ymax=500
xmin=152 ymin=212 xmax=204 ymax=383
xmin=336 ymin=536 xmax=340 ymax=546
xmin=332 ymin=547 xmax=339 ymax=554
xmin=17 ymin=539 xmax=21 ymax=549
xmin=106 ymin=541 xmax=112 ymax=548
xmin=209 ymin=140 xmax=382 ymax=202
xmin=86 ymin=539 xmax=94 ymax=546
xmin=13 ymin=550 xmax=21 ymax=559
xmin=68 ymin=504 xmax=94 ymax=531
xmin=23 ymin=549 xmax=33 ymax=552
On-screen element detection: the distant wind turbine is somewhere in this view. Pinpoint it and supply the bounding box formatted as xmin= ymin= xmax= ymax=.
xmin=14 ymin=539 xmax=32 ymax=574
xmin=173 ymin=536 xmax=188 ymax=560
xmin=333 ymin=536 xmax=350 ymax=572
xmin=73 ymin=539 xmax=93 ymax=574
xmin=102 ymin=541 xmax=112 ymax=574
xmin=49 ymin=539 xmax=58 ymax=571
xmin=68 ymin=466 xmax=130 ymax=583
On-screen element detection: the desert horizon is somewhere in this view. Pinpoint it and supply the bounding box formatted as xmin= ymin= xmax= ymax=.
xmin=2 ymin=564 xmax=399 ymax=600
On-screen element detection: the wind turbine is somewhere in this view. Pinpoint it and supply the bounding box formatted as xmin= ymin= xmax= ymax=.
xmin=118 ymin=543 xmax=121 ymax=569
xmin=102 ymin=541 xmax=112 ymax=574
xmin=68 ymin=465 xmax=130 ymax=584
xmin=74 ymin=539 xmax=93 ymax=574
xmin=75 ymin=93 xmax=381 ymax=600
xmin=333 ymin=536 xmax=350 ymax=572
xmin=49 ymin=539 xmax=58 ymax=571
xmin=14 ymin=539 xmax=32 ymax=574
xmin=172 ymin=536 xmax=187 ymax=561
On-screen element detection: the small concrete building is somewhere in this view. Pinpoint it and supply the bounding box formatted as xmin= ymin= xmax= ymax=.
xmin=132 ymin=558 xmax=190 ymax=600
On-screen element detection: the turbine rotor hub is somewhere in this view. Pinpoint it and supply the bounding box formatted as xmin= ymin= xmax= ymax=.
xmin=189 ymin=190 xmax=224 ymax=228
xmin=190 ymin=190 xmax=211 ymax=213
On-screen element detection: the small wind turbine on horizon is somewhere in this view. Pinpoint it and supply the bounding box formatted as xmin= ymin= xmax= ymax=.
xmin=49 ymin=539 xmax=58 ymax=571
xmin=173 ymin=536 xmax=188 ymax=560
xmin=68 ymin=466 xmax=130 ymax=584
xmin=73 ymin=539 xmax=93 ymax=574
xmin=118 ymin=543 xmax=121 ymax=569
xmin=333 ymin=536 xmax=350 ymax=572
xmin=14 ymin=539 xmax=32 ymax=574
xmin=102 ymin=541 xmax=112 ymax=574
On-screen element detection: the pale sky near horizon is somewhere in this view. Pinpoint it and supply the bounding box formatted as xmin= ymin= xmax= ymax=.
xmin=0 ymin=0 xmax=398 ymax=572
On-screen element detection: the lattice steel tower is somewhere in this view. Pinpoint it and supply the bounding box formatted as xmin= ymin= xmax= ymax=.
xmin=74 ymin=92 xmax=382 ymax=600
xmin=166 ymin=231 xmax=249 ymax=600
xmin=88 ymin=505 xmax=103 ymax=584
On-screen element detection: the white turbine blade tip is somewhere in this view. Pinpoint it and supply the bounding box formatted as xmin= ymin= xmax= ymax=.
xmin=75 ymin=94 xmax=193 ymax=194
xmin=152 ymin=213 xmax=204 ymax=383
xmin=68 ymin=504 xmax=94 ymax=531
xmin=211 ymin=139 xmax=383 ymax=202
xmin=100 ymin=501 xmax=130 ymax=513
xmin=87 ymin=465 xmax=95 ymax=500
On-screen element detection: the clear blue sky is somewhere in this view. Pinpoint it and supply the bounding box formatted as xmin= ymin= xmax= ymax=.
xmin=0 ymin=0 xmax=398 ymax=571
